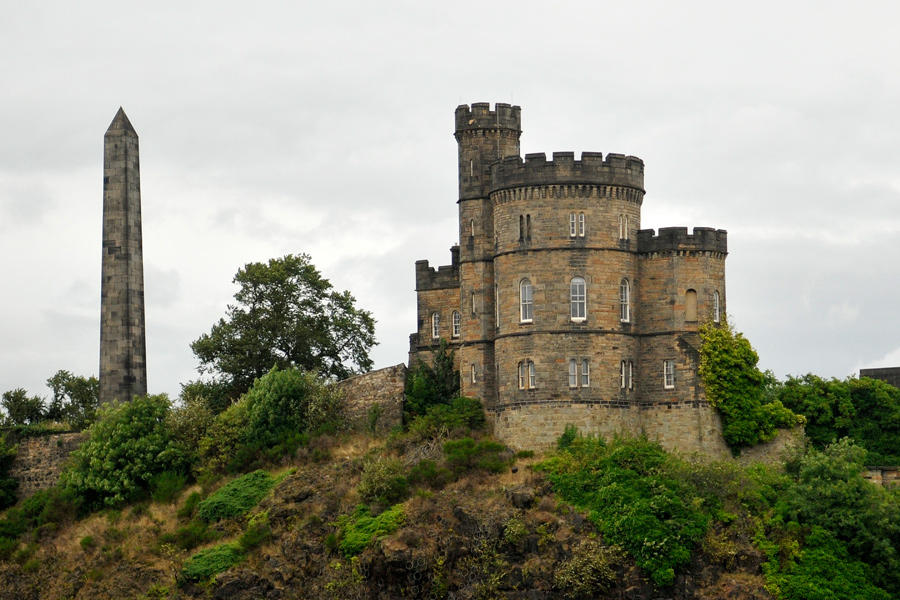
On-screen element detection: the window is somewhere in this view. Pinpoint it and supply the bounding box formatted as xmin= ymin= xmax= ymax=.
xmin=495 ymin=283 xmax=500 ymax=329
xmin=519 ymin=279 xmax=533 ymax=322
xmin=570 ymin=277 xmax=586 ymax=321
xmin=431 ymin=312 xmax=440 ymax=339
xmin=578 ymin=212 xmax=585 ymax=237
xmin=569 ymin=213 xmax=577 ymax=237
xmin=526 ymin=214 xmax=532 ymax=240
xmin=518 ymin=360 xmax=536 ymax=389
xmin=663 ymin=359 xmax=675 ymax=389
xmin=451 ymin=311 xmax=460 ymax=338
xmin=685 ymin=289 xmax=697 ymax=322
xmin=620 ymin=360 xmax=633 ymax=389
xmin=619 ymin=279 xmax=630 ymax=323
xmin=628 ymin=360 xmax=634 ymax=390
xmin=471 ymin=363 xmax=476 ymax=384
xmin=713 ymin=290 xmax=720 ymax=323
xmin=471 ymin=291 xmax=476 ymax=316
xmin=581 ymin=359 xmax=590 ymax=387
xmin=618 ymin=214 xmax=629 ymax=240
xmin=568 ymin=359 xmax=577 ymax=388
xmin=570 ymin=213 xmax=585 ymax=237
xmin=519 ymin=215 xmax=524 ymax=241
xmin=470 ymin=218 xmax=475 ymax=237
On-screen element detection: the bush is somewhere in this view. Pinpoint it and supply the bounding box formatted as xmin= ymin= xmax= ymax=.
xmin=196 ymin=470 xmax=275 ymax=523
xmin=177 ymin=491 xmax=202 ymax=520
xmin=553 ymin=540 xmax=620 ymax=599
xmin=151 ymin=471 xmax=188 ymax=504
xmin=538 ymin=433 xmax=709 ymax=587
xmin=160 ymin=520 xmax=219 ymax=551
xmin=61 ymin=395 xmax=188 ymax=510
xmin=444 ymin=438 xmax=510 ymax=474
xmin=407 ymin=459 xmax=453 ymax=489
xmin=335 ymin=504 xmax=405 ymax=557
xmin=238 ymin=511 xmax=271 ymax=550
xmin=0 ymin=434 xmax=18 ymax=510
xmin=407 ymin=396 xmax=485 ymax=440
xmin=180 ymin=542 xmax=244 ymax=583
xmin=699 ymin=320 xmax=802 ymax=450
xmin=404 ymin=340 xmax=459 ymax=420
xmin=358 ymin=456 xmax=408 ymax=505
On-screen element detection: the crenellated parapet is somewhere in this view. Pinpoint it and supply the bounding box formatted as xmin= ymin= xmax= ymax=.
xmin=489 ymin=152 xmax=644 ymax=192
xmin=455 ymin=102 xmax=521 ymax=134
xmin=637 ymin=227 xmax=727 ymax=255
xmin=415 ymin=246 xmax=461 ymax=291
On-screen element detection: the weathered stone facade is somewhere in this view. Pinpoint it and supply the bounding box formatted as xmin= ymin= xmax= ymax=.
xmin=100 ymin=108 xmax=148 ymax=404
xmin=334 ymin=364 xmax=406 ymax=434
xmin=863 ymin=466 xmax=900 ymax=488
xmin=860 ymin=367 xmax=900 ymax=389
xmin=7 ymin=433 xmax=85 ymax=498
xmin=411 ymin=103 xmax=729 ymax=453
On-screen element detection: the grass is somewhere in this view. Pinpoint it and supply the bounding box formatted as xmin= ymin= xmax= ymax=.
xmin=195 ymin=470 xmax=275 ymax=523
xmin=336 ymin=504 xmax=405 ymax=557
xmin=180 ymin=541 xmax=244 ymax=583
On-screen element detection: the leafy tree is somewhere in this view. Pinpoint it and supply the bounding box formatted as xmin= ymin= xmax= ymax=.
xmin=1 ymin=388 xmax=45 ymax=425
xmin=779 ymin=375 xmax=900 ymax=465
xmin=191 ymin=254 xmax=376 ymax=396
xmin=698 ymin=320 xmax=801 ymax=450
xmin=404 ymin=339 xmax=459 ymax=420
xmin=61 ymin=394 xmax=188 ymax=510
xmin=179 ymin=378 xmax=233 ymax=415
xmin=45 ymin=370 xmax=100 ymax=429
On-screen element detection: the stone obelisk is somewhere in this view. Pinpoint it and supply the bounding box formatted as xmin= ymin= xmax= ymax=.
xmin=99 ymin=108 xmax=147 ymax=404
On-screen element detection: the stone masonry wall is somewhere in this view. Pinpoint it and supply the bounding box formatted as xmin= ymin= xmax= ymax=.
xmin=334 ymin=364 xmax=406 ymax=434
xmin=8 ymin=433 xmax=86 ymax=499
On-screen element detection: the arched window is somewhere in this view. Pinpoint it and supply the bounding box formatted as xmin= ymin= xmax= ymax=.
xmin=519 ymin=215 xmax=524 ymax=241
xmin=526 ymin=214 xmax=532 ymax=240
xmin=519 ymin=279 xmax=533 ymax=322
xmin=470 ymin=218 xmax=475 ymax=237
xmin=713 ymin=290 xmax=721 ymax=323
xmin=495 ymin=283 xmax=500 ymax=329
xmin=568 ymin=359 xmax=577 ymax=388
xmin=517 ymin=361 xmax=525 ymax=389
xmin=451 ymin=311 xmax=460 ymax=338
xmin=471 ymin=363 xmax=476 ymax=384
xmin=628 ymin=361 xmax=634 ymax=390
xmin=528 ymin=360 xmax=536 ymax=388
xmin=569 ymin=213 xmax=577 ymax=237
xmin=471 ymin=291 xmax=476 ymax=315
xmin=619 ymin=279 xmax=630 ymax=323
xmin=570 ymin=277 xmax=586 ymax=321
xmin=431 ymin=312 xmax=440 ymax=339
xmin=685 ymin=289 xmax=697 ymax=322
xmin=618 ymin=214 xmax=629 ymax=240
xmin=581 ymin=359 xmax=590 ymax=387
xmin=578 ymin=212 xmax=585 ymax=237
xmin=620 ymin=360 xmax=627 ymax=389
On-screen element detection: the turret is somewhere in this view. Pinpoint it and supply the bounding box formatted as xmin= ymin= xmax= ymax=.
xmin=455 ymin=103 xmax=521 ymax=201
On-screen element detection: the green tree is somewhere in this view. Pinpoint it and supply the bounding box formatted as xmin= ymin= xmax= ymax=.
xmin=404 ymin=339 xmax=459 ymax=420
xmin=45 ymin=370 xmax=100 ymax=429
xmin=61 ymin=394 xmax=188 ymax=510
xmin=1 ymin=388 xmax=45 ymax=425
xmin=0 ymin=435 xmax=17 ymax=509
xmin=191 ymin=254 xmax=376 ymax=396
xmin=698 ymin=320 xmax=800 ymax=450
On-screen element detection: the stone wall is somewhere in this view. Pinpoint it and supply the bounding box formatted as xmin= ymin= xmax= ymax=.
xmin=863 ymin=467 xmax=900 ymax=488
xmin=334 ymin=364 xmax=406 ymax=434
xmin=8 ymin=433 xmax=86 ymax=498
xmin=640 ymin=402 xmax=731 ymax=458
xmin=737 ymin=427 xmax=805 ymax=465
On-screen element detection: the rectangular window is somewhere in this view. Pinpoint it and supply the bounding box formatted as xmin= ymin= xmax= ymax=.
xmin=471 ymin=363 xmax=476 ymax=384
xmin=578 ymin=212 xmax=585 ymax=237
xmin=581 ymin=359 xmax=589 ymax=387
xmin=520 ymin=280 xmax=533 ymax=322
xmin=570 ymin=278 xmax=586 ymax=321
xmin=620 ymin=361 xmax=627 ymax=389
xmin=569 ymin=213 xmax=576 ymax=237
xmin=495 ymin=284 xmax=500 ymax=330
xmin=517 ymin=362 xmax=525 ymax=390
xmin=628 ymin=360 xmax=634 ymax=390
xmin=663 ymin=359 xmax=675 ymax=389
xmin=528 ymin=360 xmax=536 ymax=389
xmin=471 ymin=291 xmax=476 ymax=316
xmin=431 ymin=313 xmax=440 ymax=339
xmin=568 ymin=359 xmax=577 ymax=388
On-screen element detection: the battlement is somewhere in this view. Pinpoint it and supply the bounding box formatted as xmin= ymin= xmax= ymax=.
xmin=455 ymin=102 xmax=521 ymax=132
xmin=415 ymin=245 xmax=461 ymax=291
xmin=489 ymin=152 xmax=644 ymax=192
xmin=637 ymin=227 xmax=727 ymax=254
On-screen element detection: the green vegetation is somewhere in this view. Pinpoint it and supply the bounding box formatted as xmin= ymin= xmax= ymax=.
xmin=0 ymin=435 xmax=18 ymax=509
xmin=778 ymin=374 xmax=900 ymax=464
xmin=443 ymin=438 xmax=510 ymax=474
xmin=335 ymin=504 xmax=405 ymax=557
xmin=1 ymin=370 xmax=99 ymax=430
xmin=404 ymin=339 xmax=459 ymax=420
xmin=538 ymin=435 xmax=709 ymax=586
xmin=699 ymin=320 xmax=802 ymax=450
xmin=191 ymin=254 xmax=376 ymax=397
xmin=180 ymin=541 xmax=244 ymax=583
xmin=358 ymin=456 xmax=408 ymax=505
xmin=60 ymin=395 xmax=188 ymax=510
xmin=195 ymin=470 xmax=276 ymax=523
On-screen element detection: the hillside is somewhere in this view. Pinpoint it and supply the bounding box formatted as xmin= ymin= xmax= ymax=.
xmin=0 ymin=432 xmax=775 ymax=600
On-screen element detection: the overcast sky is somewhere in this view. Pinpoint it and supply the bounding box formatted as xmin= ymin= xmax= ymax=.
xmin=2 ymin=1 xmax=900 ymax=400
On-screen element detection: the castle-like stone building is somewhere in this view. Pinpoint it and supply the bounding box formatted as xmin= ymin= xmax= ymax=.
xmin=410 ymin=103 xmax=729 ymax=454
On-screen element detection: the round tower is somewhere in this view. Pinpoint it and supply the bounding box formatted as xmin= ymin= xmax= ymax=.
xmin=454 ymin=103 xmax=521 ymax=403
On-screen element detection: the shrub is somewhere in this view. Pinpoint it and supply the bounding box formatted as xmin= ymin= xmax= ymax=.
xmin=404 ymin=339 xmax=459 ymax=420
xmin=151 ymin=471 xmax=188 ymax=504
xmin=443 ymin=438 xmax=510 ymax=474
xmin=79 ymin=535 xmax=96 ymax=552
xmin=553 ymin=540 xmax=620 ymax=599
xmin=196 ymin=470 xmax=275 ymax=523
xmin=238 ymin=511 xmax=271 ymax=551
xmin=0 ymin=435 xmax=18 ymax=510
xmin=160 ymin=520 xmax=218 ymax=551
xmin=538 ymin=433 xmax=709 ymax=587
xmin=61 ymin=395 xmax=188 ymax=510
xmin=336 ymin=504 xmax=405 ymax=557
xmin=180 ymin=542 xmax=244 ymax=583
xmin=177 ymin=491 xmax=202 ymax=520
xmin=407 ymin=460 xmax=453 ymax=489
xmin=407 ymin=397 xmax=485 ymax=440
xmin=358 ymin=456 xmax=408 ymax=505
xmin=699 ymin=320 xmax=801 ymax=450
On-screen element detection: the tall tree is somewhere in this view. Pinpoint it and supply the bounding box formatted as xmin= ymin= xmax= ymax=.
xmin=46 ymin=370 xmax=100 ymax=430
xmin=191 ymin=254 xmax=376 ymax=396
xmin=0 ymin=388 xmax=45 ymax=425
